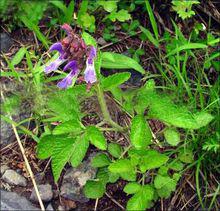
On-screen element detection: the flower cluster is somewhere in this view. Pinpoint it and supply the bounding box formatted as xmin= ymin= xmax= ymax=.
xmin=45 ymin=24 xmax=97 ymax=89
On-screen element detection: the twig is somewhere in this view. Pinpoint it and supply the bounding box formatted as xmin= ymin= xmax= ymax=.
xmin=1 ymin=92 xmax=45 ymax=211
xmin=105 ymin=192 xmax=125 ymax=210
xmin=94 ymin=198 xmax=99 ymax=211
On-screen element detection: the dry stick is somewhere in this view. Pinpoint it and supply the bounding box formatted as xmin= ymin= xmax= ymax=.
xmin=1 ymin=92 xmax=45 ymax=211
xmin=105 ymin=192 xmax=125 ymax=210
xmin=94 ymin=198 xmax=99 ymax=211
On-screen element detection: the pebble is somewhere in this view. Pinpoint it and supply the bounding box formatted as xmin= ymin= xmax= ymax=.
xmin=2 ymin=169 xmax=27 ymax=186
xmin=30 ymin=184 xmax=53 ymax=202
xmin=1 ymin=165 xmax=9 ymax=175
xmin=1 ymin=190 xmax=39 ymax=210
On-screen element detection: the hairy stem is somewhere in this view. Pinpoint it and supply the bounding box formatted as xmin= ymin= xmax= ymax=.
xmin=96 ymin=84 xmax=124 ymax=132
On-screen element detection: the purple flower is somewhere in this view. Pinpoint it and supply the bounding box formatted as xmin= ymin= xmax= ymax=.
xmin=57 ymin=61 xmax=79 ymax=89
xmin=45 ymin=42 xmax=66 ymax=74
xmin=84 ymin=47 xmax=97 ymax=84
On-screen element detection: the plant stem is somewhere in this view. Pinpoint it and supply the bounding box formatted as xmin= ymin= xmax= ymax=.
xmin=96 ymin=84 xmax=124 ymax=132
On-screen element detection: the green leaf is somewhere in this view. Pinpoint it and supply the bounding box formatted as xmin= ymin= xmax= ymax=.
xmin=179 ymin=149 xmax=194 ymax=163
xmin=97 ymin=0 xmax=118 ymax=12
xmin=193 ymin=112 xmax=214 ymax=129
xmin=139 ymin=150 xmax=169 ymax=172
xmin=37 ymin=135 xmax=54 ymax=159
xmin=154 ymin=174 xmax=177 ymax=198
xmin=91 ymin=154 xmax=111 ymax=168
xmin=84 ymin=180 xmax=105 ymax=199
xmin=164 ymin=128 xmax=180 ymax=146
xmin=82 ymin=31 xmax=97 ymax=47
xmin=102 ymin=72 xmax=131 ymax=91
xmin=101 ymin=52 xmax=145 ymax=74
xmin=120 ymin=170 xmax=136 ymax=181
xmin=139 ymin=26 xmax=159 ymax=47
xmin=145 ymin=0 xmax=159 ymax=40
xmin=70 ymin=135 xmax=89 ymax=167
xmin=108 ymin=159 xmax=133 ymax=173
xmin=52 ymin=138 xmax=75 ymax=181
xmin=126 ymin=185 xmax=155 ymax=210
xmin=64 ymin=0 xmax=74 ymax=24
xmin=11 ymin=47 xmax=26 ymax=66
xmin=86 ymin=126 xmax=107 ymax=150
xmin=108 ymin=143 xmax=122 ymax=158
xmin=53 ymin=120 xmax=83 ymax=135
xmin=106 ymin=9 xmax=131 ymax=22
xmin=130 ymin=115 xmax=152 ymax=149
xmin=124 ymin=182 xmax=141 ymax=194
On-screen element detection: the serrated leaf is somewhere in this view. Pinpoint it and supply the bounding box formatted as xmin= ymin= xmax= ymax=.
xmin=168 ymin=160 xmax=184 ymax=171
xmin=115 ymin=9 xmax=131 ymax=22
xmin=37 ymin=135 xmax=55 ymax=159
xmin=52 ymin=138 xmax=75 ymax=181
xmin=70 ymin=135 xmax=89 ymax=167
xmin=120 ymin=170 xmax=136 ymax=181
xmin=82 ymin=31 xmax=97 ymax=47
xmin=124 ymin=182 xmax=141 ymax=194
xmin=86 ymin=126 xmax=107 ymax=150
xmin=102 ymin=72 xmax=131 ymax=91
xmin=84 ymin=180 xmax=105 ymax=199
xmin=139 ymin=150 xmax=169 ymax=172
xmin=164 ymin=128 xmax=180 ymax=146
xmin=193 ymin=112 xmax=214 ymax=129
xmin=53 ymin=120 xmax=83 ymax=135
xmin=101 ymin=52 xmax=145 ymax=74
xmin=154 ymin=175 xmax=177 ymax=198
xmin=91 ymin=154 xmax=111 ymax=168
xmin=97 ymin=0 xmax=118 ymax=12
xmin=178 ymin=149 xmax=194 ymax=163
xmin=108 ymin=143 xmax=122 ymax=158
xmin=108 ymin=159 xmax=133 ymax=173
xmin=130 ymin=115 xmax=152 ymax=149
xmin=126 ymin=185 xmax=154 ymax=210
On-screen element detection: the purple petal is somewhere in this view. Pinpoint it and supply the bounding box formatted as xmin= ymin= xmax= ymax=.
xmin=88 ymin=46 xmax=97 ymax=65
xmin=57 ymin=69 xmax=78 ymax=89
xmin=45 ymin=58 xmax=65 ymax=74
xmin=49 ymin=42 xmax=63 ymax=55
xmin=84 ymin=63 xmax=96 ymax=84
xmin=64 ymin=60 xmax=78 ymax=72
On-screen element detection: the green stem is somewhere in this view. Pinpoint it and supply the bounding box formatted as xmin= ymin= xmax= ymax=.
xmin=96 ymin=84 xmax=124 ymax=132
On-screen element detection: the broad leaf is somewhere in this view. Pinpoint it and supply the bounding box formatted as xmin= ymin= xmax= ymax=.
xmin=101 ymin=52 xmax=145 ymax=74
xmin=86 ymin=126 xmax=107 ymax=150
xmin=11 ymin=47 xmax=26 ymax=66
xmin=102 ymin=72 xmax=131 ymax=91
xmin=91 ymin=154 xmax=111 ymax=168
xmin=53 ymin=120 xmax=83 ymax=135
xmin=139 ymin=150 xmax=169 ymax=172
xmin=130 ymin=115 xmax=152 ymax=149
xmin=164 ymin=128 xmax=180 ymax=146
xmin=37 ymin=135 xmax=54 ymax=159
xmin=108 ymin=143 xmax=122 ymax=158
xmin=84 ymin=180 xmax=105 ymax=199
xmin=70 ymin=135 xmax=89 ymax=167
xmin=52 ymin=138 xmax=75 ymax=181
xmin=126 ymin=185 xmax=154 ymax=210
xmin=97 ymin=0 xmax=118 ymax=12
xmin=124 ymin=182 xmax=141 ymax=194
xmin=108 ymin=159 xmax=133 ymax=173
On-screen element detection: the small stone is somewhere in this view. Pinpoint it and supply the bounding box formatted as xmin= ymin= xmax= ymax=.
xmin=46 ymin=203 xmax=54 ymax=211
xmin=58 ymin=205 xmax=65 ymax=211
xmin=97 ymin=37 xmax=107 ymax=46
xmin=60 ymin=155 xmax=97 ymax=203
xmin=1 ymin=190 xmax=39 ymax=210
xmin=2 ymin=169 xmax=27 ymax=186
xmin=0 ymin=33 xmax=13 ymax=52
xmin=30 ymin=184 xmax=53 ymax=202
xmin=1 ymin=165 xmax=9 ymax=175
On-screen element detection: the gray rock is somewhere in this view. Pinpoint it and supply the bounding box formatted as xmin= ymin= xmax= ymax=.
xmin=0 ymin=81 xmax=31 ymax=147
xmin=2 ymin=169 xmax=27 ymax=186
xmin=1 ymin=190 xmax=39 ymax=210
xmin=0 ymin=33 xmax=13 ymax=52
xmin=30 ymin=184 xmax=53 ymax=202
xmin=60 ymin=156 xmax=97 ymax=203
xmin=1 ymin=165 xmax=9 ymax=175
xmin=46 ymin=203 xmax=54 ymax=211
xmin=97 ymin=37 xmax=107 ymax=46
